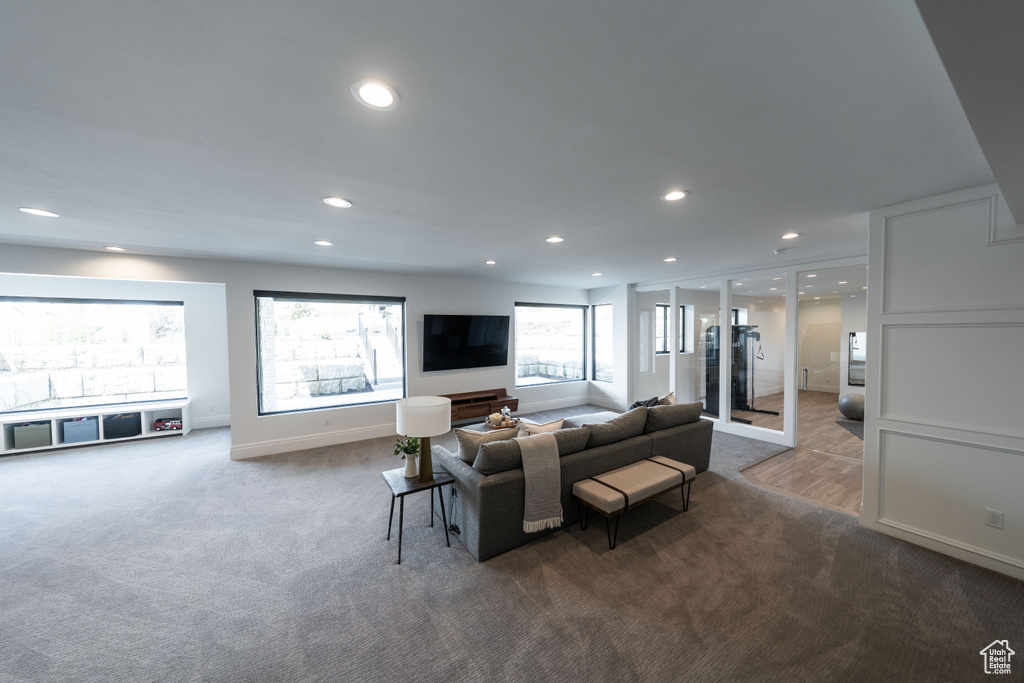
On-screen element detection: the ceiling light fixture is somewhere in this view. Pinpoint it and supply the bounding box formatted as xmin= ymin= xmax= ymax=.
xmin=104 ymin=246 xmax=125 ymax=252
xmin=769 ymin=287 xmax=777 ymax=291
xmin=699 ymin=285 xmax=707 ymax=289
xmin=546 ymin=236 xmax=564 ymax=243
xmin=734 ymin=282 xmax=744 ymax=286
xmin=314 ymin=240 xmax=334 ymax=247
xmin=838 ymin=280 xmax=848 ymax=284
xmin=19 ymin=207 xmax=59 ymax=218
xmin=663 ymin=257 xmax=677 ymax=262
xmin=485 ymin=260 xmax=497 ymax=265
xmin=863 ymin=286 xmax=868 ymax=290
xmin=772 ymin=277 xmax=782 ymax=281
xmin=323 ymin=197 xmax=352 ymax=208
xmin=799 ymin=291 xmax=805 ymax=295
xmin=662 ymin=190 xmax=688 ymax=201
xmin=782 ymin=232 xmax=799 ymax=240
xmin=592 ymin=272 xmax=602 ymax=277
xmin=806 ymin=274 xmax=817 ymax=278
xmin=351 ymin=79 xmax=400 ymax=110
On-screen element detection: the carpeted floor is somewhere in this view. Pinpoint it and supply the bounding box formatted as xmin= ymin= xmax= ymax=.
xmin=1 ymin=406 xmax=1021 ymax=682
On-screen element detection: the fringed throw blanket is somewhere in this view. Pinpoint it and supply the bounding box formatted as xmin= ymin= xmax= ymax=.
xmin=517 ymin=432 xmax=563 ymax=532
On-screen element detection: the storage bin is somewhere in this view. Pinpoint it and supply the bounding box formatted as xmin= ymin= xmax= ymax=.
xmin=63 ymin=418 xmax=99 ymax=444
xmin=13 ymin=422 xmax=52 ymax=449
xmin=103 ymin=413 xmax=142 ymax=439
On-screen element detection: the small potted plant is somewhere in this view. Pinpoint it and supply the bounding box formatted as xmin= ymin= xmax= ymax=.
xmin=393 ymin=436 xmax=421 ymax=478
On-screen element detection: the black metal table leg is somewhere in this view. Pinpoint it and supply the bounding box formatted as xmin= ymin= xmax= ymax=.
xmin=397 ymin=496 xmax=405 ymax=564
xmin=429 ymin=484 xmax=434 ymax=527
xmin=438 ymin=485 xmax=450 ymax=547
xmin=387 ymin=495 xmax=396 ymax=540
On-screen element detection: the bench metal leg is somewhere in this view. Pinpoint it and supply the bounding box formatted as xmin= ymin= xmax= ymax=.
xmin=606 ymin=515 xmax=620 ymax=550
xmin=577 ymin=500 xmax=590 ymax=530
xmin=682 ymin=480 xmax=691 ymax=512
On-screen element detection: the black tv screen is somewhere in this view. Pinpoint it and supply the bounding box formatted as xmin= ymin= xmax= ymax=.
xmin=422 ymin=314 xmax=510 ymax=372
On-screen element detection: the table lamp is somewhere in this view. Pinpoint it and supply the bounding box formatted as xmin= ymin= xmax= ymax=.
xmin=395 ymin=396 xmax=452 ymax=483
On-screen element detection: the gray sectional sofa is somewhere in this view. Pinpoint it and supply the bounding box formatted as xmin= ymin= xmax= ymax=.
xmin=433 ymin=402 xmax=714 ymax=561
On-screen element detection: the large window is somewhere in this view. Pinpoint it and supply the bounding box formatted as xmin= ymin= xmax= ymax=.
xmin=592 ymin=304 xmax=613 ymax=382
xmin=656 ymin=304 xmax=689 ymax=354
xmin=514 ymin=303 xmax=586 ymax=386
xmin=255 ymin=291 xmax=405 ymax=414
xmin=0 ymin=297 xmax=187 ymax=413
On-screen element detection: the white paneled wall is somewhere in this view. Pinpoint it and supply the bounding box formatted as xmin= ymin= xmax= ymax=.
xmin=863 ymin=184 xmax=1024 ymax=580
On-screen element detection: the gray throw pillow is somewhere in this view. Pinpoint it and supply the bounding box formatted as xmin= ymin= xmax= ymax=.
xmin=585 ymin=406 xmax=648 ymax=448
xmin=453 ymin=427 xmax=518 ymax=464
xmin=562 ymin=411 xmax=621 ymax=429
xmin=473 ymin=426 xmax=591 ymax=475
xmin=644 ymin=401 xmax=704 ymax=433
xmin=627 ymin=396 xmax=660 ymax=410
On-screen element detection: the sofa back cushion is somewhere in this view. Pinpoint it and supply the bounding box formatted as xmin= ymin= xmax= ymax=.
xmin=584 ymin=407 xmax=648 ymax=448
xmin=454 ymin=427 xmax=518 ymax=464
xmin=562 ymin=411 xmax=621 ymax=429
xmin=643 ymin=401 xmax=704 ymax=433
xmin=473 ymin=426 xmax=590 ymax=475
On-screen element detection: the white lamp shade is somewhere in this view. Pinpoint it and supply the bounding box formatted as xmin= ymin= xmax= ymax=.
xmin=395 ymin=396 xmax=452 ymax=437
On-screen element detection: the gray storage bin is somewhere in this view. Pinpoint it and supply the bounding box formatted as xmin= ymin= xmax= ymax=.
xmin=63 ymin=418 xmax=99 ymax=444
xmin=14 ymin=422 xmax=52 ymax=449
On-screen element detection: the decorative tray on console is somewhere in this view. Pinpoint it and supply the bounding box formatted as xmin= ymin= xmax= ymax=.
xmin=484 ymin=417 xmax=518 ymax=430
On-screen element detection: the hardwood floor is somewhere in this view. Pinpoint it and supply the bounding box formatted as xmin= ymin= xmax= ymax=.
xmin=737 ymin=390 xmax=864 ymax=516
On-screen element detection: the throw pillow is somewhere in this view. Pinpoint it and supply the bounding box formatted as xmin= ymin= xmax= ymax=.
xmin=627 ymin=396 xmax=660 ymax=410
xmin=585 ymin=406 xmax=649 ymax=448
xmin=659 ymin=391 xmax=677 ymax=405
xmin=454 ymin=427 xmax=518 ymax=464
xmin=643 ymin=401 xmax=704 ymax=433
xmin=472 ymin=426 xmax=590 ymax=475
xmin=517 ymin=418 xmax=563 ymax=437
xmin=562 ymin=411 xmax=621 ymax=429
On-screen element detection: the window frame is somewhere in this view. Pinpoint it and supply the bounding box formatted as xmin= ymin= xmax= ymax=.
xmin=655 ymin=303 xmax=690 ymax=354
xmin=254 ymin=290 xmax=407 ymax=416
xmin=513 ymin=302 xmax=588 ymax=388
xmin=591 ymin=303 xmax=613 ymax=383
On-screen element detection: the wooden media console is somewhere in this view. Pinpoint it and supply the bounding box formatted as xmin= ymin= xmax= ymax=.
xmin=441 ymin=388 xmax=518 ymax=422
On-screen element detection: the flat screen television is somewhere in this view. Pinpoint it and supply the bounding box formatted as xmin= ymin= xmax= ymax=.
xmin=422 ymin=314 xmax=510 ymax=372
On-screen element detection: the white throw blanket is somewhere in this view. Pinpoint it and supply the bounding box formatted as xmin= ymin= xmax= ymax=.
xmin=517 ymin=432 xmax=563 ymax=533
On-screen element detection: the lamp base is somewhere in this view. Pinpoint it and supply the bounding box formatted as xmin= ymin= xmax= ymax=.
xmin=418 ymin=436 xmax=434 ymax=483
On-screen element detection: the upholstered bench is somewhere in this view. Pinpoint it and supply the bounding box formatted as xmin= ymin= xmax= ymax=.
xmin=572 ymin=456 xmax=695 ymax=549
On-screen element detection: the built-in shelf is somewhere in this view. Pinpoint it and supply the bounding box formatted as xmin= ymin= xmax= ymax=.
xmin=0 ymin=399 xmax=192 ymax=456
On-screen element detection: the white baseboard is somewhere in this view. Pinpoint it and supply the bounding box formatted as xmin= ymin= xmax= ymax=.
xmin=229 ymin=422 xmax=395 ymax=460
xmin=586 ymin=395 xmax=627 ymax=412
xmin=517 ymin=395 xmax=596 ymax=414
xmin=192 ymin=414 xmax=231 ymax=430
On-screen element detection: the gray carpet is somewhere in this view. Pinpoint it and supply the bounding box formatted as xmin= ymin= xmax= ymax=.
xmin=836 ymin=419 xmax=865 ymax=440
xmin=1 ymin=406 xmax=1021 ymax=682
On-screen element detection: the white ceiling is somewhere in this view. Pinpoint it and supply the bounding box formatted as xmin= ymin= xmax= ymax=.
xmin=0 ymin=0 xmax=1003 ymax=289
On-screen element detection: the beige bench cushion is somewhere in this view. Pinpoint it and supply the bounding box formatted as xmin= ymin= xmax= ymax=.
xmin=573 ymin=459 xmax=683 ymax=514
xmin=649 ymin=455 xmax=696 ymax=482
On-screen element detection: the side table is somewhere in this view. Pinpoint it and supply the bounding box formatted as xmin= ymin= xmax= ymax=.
xmin=381 ymin=468 xmax=455 ymax=564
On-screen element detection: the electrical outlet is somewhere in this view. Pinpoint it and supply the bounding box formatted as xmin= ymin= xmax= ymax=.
xmin=985 ymin=508 xmax=1004 ymax=529
xmin=208 ymin=404 xmax=215 ymax=414
xmin=323 ymin=417 xmax=331 ymax=427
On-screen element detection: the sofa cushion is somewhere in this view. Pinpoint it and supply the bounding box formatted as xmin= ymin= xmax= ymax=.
xmin=517 ymin=418 xmax=563 ymax=437
xmin=562 ymin=411 xmax=621 ymax=429
xmin=454 ymin=427 xmax=518 ymax=464
xmin=659 ymin=391 xmax=676 ymax=405
xmin=644 ymin=401 xmax=704 ymax=433
xmin=473 ymin=426 xmax=591 ymax=475
xmin=584 ymin=407 xmax=648 ymax=448
xmin=627 ymin=396 xmax=660 ymax=410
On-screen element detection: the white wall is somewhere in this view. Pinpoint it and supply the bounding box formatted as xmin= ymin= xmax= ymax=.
xmin=863 ymin=183 xmax=1024 ymax=580
xmin=0 ymin=271 xmax=230 ymax=428
xmin=798 ymin=298 xmax=841 ymax=393
xmin=0 ymin=246 xmax=591 ymax=459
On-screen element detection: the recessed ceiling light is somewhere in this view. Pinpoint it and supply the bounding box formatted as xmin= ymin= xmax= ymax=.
xmin=850 ymin=294 xmax=857 ymax=298
xmin=772 ymin=277 xmax=782 ymax=281
xmin=323 ymin=197 xmax=352 ymax=208
xmin=814 ymin=297 xmax=820 ymax=300
xmin=104 ymin=246 xmax=125 ymax=252
xmin=314 ymin=240 xmax=334 ymax=247
xmin=662 ymin=190 xmax=688 ymax=201
xmin=351 ymin=79 xmax=400 ymax=110
xmin=799 ymin=291 xmax=805 ymax=295
xmin=592 ymin=272 xmax=602 ymax=277
xmin=838 ymin=280 xmax=848 ymax=284
xmin=782 ymin=232 xmax=799 ymax=240
xmin=19 ymin=207 xmax=59 ymax=218
xmin=485 ymin=260 xmax=497 ymax=265
xmin=546 ymin=236 xmax=564 ymax=243
xmin=746 ymin=290 xmax=753 ymax=294
xmin=805 ymin=284 xmax=813 ymax=288
xmin=806 ymin=273 xmax=817 ymax=278
xmin=699 ymin=285 xmax=707 ymax=289
xmin=862 ymin=286 xmax=868 ymax=290
xmin=769 ymin=287 xmax=777 ymax=291
xmin=734 ymin=282 xmax=744 ymax=286
xmin=663 ymin=257 xmax=677 ymax=262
